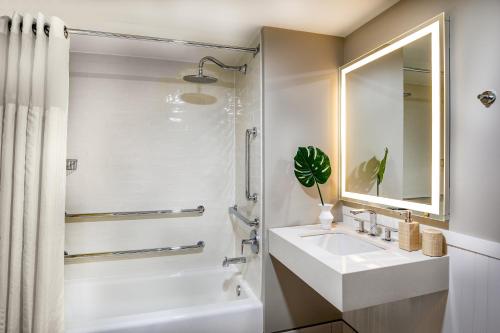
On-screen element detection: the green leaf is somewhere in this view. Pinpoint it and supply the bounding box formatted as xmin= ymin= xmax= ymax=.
xmin=376 ymin=147 xmax=389 ymax=185
xmin=294 ymin=146 xmax=332 ymax=188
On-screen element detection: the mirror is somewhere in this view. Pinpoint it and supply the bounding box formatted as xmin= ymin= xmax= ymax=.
xmin=339 ymin=15 xmax=447 ymax=220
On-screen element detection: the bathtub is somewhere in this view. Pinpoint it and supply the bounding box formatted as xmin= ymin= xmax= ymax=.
xmin=65 ymin=267 xmax=263 ymax=333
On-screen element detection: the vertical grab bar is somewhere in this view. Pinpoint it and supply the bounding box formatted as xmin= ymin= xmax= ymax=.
xmin=245 ymin=127 xmax=258 ymax=202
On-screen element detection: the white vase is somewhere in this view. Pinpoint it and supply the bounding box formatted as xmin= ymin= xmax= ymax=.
xmin=318 ymin=203 xmax=334 ymax=230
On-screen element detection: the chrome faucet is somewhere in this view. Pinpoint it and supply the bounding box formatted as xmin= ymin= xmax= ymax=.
xmin=222 ymin=256 xmax=247 ymax=267
xmin=350 ymin=209 xmax=378 ymax=236
xmin=241 ymin=229 xmax=259 ymax=255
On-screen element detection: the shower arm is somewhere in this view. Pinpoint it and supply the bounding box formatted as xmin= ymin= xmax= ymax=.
xmin=198 ymin=56 xmax=247 ymax=75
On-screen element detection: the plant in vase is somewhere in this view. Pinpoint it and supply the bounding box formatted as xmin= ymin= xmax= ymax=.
xmin=294 ymin=146 xmax=333 ymax=229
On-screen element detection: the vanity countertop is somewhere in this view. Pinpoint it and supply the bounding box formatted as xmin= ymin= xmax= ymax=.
xmin=269 ymin=223 xmax=449 ymax=311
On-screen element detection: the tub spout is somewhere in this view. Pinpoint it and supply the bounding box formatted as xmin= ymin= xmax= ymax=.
xmin=222 ymin=256 xmax=246 ymax=267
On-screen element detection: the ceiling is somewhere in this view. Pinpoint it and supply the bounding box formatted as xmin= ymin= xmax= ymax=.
xmin=4 ymin=0 xmax=399 ymax=47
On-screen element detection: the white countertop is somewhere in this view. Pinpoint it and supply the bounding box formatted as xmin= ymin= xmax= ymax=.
xmin=269 ymin=223 xmax=449 ymax=311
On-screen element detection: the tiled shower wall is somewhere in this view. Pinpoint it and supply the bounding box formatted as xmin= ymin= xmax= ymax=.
xmin=65 ymin=52 xmax=238 ymax=278
xmin=234 ymin=36 xmax=263 ymax=299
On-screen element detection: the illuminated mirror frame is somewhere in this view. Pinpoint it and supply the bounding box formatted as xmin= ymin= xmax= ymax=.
xmin=339 ymin=15 xmax=447 ymax=217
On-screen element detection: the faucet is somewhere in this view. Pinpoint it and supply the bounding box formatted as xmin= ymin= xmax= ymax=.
xmin=241 ymin=229 xmax=259 ymax=255
xmin=350 ymin=209 xmax=378 ymax=236
xmin=222 ymin=256 xmax=247 ymax=267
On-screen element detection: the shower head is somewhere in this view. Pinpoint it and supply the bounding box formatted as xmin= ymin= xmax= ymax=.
xmin=183 ymin=74 xmax=218 ymax=84
xmin=182 ymin=56 xmax=247 ymax=84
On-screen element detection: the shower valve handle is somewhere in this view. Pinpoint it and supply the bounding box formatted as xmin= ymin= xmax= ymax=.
xmin=241 ymin=229 xmax=259 ymax=255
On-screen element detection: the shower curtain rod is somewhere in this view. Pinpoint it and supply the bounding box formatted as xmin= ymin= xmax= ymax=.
xmin=67 ymin=28 xmax=260 ymax=55
xmin=6 ymin=18 xmax=260 ymax=55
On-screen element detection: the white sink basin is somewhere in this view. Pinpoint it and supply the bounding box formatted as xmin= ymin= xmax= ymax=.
xmin=301 ymin=233 xmax=384 ymax=256
xmin=269 ymin=224 xmax=449 ymax=311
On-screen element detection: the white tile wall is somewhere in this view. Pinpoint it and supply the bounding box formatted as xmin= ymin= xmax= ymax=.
xmin=234 ymin=36 xmax=263 ymax=299
xmin=65 ymin=52 xmax=239 ymax=278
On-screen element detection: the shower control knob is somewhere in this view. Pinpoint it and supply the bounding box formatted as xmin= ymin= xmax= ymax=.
xmin=241 ymin=229 xmax=259 ymax=255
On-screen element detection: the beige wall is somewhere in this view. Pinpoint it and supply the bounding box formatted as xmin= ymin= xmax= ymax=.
xmin=345 ymin=0 xmax=500 ymax=243
xmin=261 ymin=27 xmax=344 ymax=332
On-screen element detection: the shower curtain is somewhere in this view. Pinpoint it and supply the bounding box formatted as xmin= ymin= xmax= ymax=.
xmin=0 ymin=13 xmax=69 ymax=333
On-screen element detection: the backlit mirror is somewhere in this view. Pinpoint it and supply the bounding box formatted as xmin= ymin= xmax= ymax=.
xmin=339 ymin=14 xmax=448 ymax=220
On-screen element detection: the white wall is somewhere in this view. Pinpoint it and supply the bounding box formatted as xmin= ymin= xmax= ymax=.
xmin=65 ymin=52 xmax=238 ymax=278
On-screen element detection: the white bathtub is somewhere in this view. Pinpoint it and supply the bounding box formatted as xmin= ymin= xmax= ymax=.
xmin=65 ymin=267 xmax=263 ymax=333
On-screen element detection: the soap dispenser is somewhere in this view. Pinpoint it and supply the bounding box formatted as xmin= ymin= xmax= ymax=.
xmin=398 ymin=210 xmax=420 ymax=251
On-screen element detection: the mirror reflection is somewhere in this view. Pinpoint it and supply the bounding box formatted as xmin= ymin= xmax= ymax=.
xmin=345 ymin=34 xmax=432 ymax=204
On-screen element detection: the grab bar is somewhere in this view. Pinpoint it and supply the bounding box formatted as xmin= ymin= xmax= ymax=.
xmin=64 ymin=241 xmax=205 ymax=264
xmin=65 ymin=205 xmax=205 ymax=222
xmin=229 ymin=205 xmax=259 ymax=228
xmin=245 ymin=127 xmax=258 ymax=202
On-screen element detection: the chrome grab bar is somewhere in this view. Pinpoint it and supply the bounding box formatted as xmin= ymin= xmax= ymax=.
xmin=229 ymin=205 xmax=259 ymax=228
xmin=245 ymin=127 xmax=258 ymax=202
xmin=64 ymin=241 xmax=205 ymax=264
xmin=65 ymin=205 xmax=205 ymax=222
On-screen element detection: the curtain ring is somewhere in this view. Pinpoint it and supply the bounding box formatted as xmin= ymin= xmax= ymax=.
xmin=32 ymin=22 xmax=37 ymax=35
xmin=64 ymin=26 xmax=68 ymax=39
xmin=20 ymin=21 xmax=23 ymax=33
xmin=44 ymin=23 xmax=49 ymax=37
xmin=7 ymin=18 xmax=11 ymax=31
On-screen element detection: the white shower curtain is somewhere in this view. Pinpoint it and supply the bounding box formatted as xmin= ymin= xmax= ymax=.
xmin=0 ymin=13 xmax=69 ymax=333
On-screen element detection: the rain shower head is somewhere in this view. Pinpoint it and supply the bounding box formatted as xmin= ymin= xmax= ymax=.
xmin=183 ymin=74 xmax=218 ymax=84
xmin=183 ymin=56 xmax=247 ymax=84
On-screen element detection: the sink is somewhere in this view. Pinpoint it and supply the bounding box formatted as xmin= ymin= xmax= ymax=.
xmin=301 ymin=233 xmax=384 ymax=256
xmin=269 ymin=224 xmax=449 ymax=311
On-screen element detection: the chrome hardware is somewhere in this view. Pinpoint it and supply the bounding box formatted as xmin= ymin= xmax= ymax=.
xmin=222 ymin=256 xmax=246 ymax=267
xmin=66 ymin=159 xmax=78 ymax=171
xmin=64 ymin=241 xmax=205 ymax=264
xmin=396 ymin=209 xmax=413 ymax=223
xmin=236 ymin=284 xmax=242 ymax=297
xmin=477 ymin=90 xmax=496 ymax=107
xmin=199 ymin=56 xmax=247 ymax=74
xmin=229 ymin=205 xmax=259 ymax=228
xmin=350 ymin=209 xmax=377 ymax=236
xmin=354 ymin=217 xmax=366 ymax=233
xmin=65 ymin=205 xmax=205 ymax=222
xmin=245 ymin=127 xmax=258 ymax=202
xmin=66 ymin=28 xmax=260 ymax=55
xmin=241 ymin=229 xmax=259 ymax=255
xmin=382 ymin=226 xmax=398 ymax=242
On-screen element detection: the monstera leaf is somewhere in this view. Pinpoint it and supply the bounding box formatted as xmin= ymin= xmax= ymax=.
xmin=376 ymin=147 xmax=388 ymax=196
xmin=294 ymin=146 xmax=332 ymax=205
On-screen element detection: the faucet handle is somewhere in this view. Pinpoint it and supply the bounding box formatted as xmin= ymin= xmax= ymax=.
xmin=354 ymin=218 xmax=366 ymax=233
xmin=382 ymin=226 xmax=398 ymax=241
xmin=241 ymin=229 xmax=259 ymax=255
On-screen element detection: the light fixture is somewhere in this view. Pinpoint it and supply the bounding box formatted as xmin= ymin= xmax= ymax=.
xmin=339 ymin=20 xmax=442 ymax=215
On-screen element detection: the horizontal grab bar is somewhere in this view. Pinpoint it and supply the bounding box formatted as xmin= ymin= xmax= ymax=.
xmin=65 ymin=205 xmax=205 ymax=222
xmin=64 ymin=241 xmax=205 ymax=264
xmin=229 ymin=205 xmax=259 ymax=228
